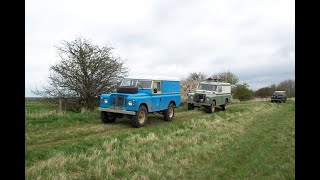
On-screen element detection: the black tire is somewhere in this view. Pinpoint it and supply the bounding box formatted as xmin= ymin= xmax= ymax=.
xmin=209 ymin=101 xmax=216 ymax=113
xmin=221 ymin=99 xmax=228 ymax=111
xmin=164 ymin=103 xmax=175 ymax=121
xmin=132 ymin=105 xmax=148 ymax=128
xmin=100 ymin=111 xmax=116 ymax=123
xmin=116 ymin=86 xmax=138 ymax=94
xmin=188 ymin=103 xmax=194 ymax=110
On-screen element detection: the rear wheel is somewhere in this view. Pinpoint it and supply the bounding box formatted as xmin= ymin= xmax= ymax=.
xmin=132 ymin=105 xmax=148 ymax=128
xmin=188 ymin=103 xmax=194 ymax=110
xmin=100 ymin=112 xmax=116 ymax=123
xmin=164 ymin=103 xmax=175 ymax=121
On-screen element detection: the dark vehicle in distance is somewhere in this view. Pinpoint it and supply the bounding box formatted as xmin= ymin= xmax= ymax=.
xmin=271 ymin=91 xmax=287 ymax=103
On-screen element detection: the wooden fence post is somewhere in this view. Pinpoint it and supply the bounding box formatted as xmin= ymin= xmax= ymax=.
xmin=59 ymin=98 xmax=62 ymax=112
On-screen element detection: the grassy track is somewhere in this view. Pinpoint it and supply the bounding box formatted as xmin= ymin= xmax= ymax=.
xmin=25 ymin=100 xmax=295 ymax=179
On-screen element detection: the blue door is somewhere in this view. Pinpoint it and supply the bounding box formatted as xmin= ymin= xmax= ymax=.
xmin=151 ymin=80 xmax=162 ymax=111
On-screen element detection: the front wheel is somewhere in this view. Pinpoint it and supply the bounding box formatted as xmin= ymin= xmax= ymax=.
xmin=132 ymin=105 xmax=148 ymax=128
xmin=101 ymin=112 xmax=116 ymax=123
xmin=208 ymin=101 xmax=216 ymax=113
xmin=164 ymin=103 xmax=175 ymax=121
xmin=188 ymin=103 xmax=194 ymax=110
xmin=221 ymin=100 xmax=228 ymax=111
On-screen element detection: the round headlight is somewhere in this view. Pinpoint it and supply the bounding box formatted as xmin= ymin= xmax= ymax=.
xmin=190 ymin=95 xmax=193 ymax=99
xmin=128 ymin=100 xmax=133 ymax=106
xmin=104 ymin=99 xmax=108 ymax=104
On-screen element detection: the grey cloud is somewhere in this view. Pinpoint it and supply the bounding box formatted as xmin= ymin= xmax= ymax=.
xmin=26 ymin=0 xmax=294 ymax=96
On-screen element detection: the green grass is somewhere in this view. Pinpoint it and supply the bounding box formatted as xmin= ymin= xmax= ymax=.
xmin=25 ymin=100 xmax=295 ymax=179
xmin=25 ymin=101 xmax=57 ymax=113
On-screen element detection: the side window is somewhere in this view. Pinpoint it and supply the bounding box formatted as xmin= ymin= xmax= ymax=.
xmin=218 ymin=86 xmax=222 ymax=92
xmin=132 ymin=80 xmax=137 ymax=86
xmin=212 ymin=85 xmax=217 ymax=91
xmin=153 ymin=81 xmax=161 ymax=93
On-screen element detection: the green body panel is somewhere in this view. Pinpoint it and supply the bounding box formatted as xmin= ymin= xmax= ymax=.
xmin=188 ymin=93 xmax=231 ymax=106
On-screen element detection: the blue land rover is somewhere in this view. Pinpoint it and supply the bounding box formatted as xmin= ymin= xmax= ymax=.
xmin=98 ymin=78 xmax=181 ymax=128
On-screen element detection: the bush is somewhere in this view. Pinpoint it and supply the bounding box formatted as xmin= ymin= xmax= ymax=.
xmin=232 ymin=83 xmax=254 ymax=101
xmin=254 ymin=87 xmax=274 ymax=98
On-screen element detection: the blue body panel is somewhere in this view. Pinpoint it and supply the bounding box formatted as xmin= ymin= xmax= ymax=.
xmin=161 ymin=80 xmax=180 ymax=93
xmin=99 ymin=81 xmax=181 ymax=114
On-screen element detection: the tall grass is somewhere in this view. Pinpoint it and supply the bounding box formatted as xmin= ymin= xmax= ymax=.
xmin=26 ymin=100 xmax=295 ymax=179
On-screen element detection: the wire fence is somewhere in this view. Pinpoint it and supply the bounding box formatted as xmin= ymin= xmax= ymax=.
xmin=25 ymin=109 xmax=65 ymax=116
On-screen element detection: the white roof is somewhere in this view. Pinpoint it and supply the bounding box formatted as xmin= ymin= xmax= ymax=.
xmin=124 ymin=76 xmax=180 ymax=81
xmin=199 ymin=81 xmax=231 ymax=85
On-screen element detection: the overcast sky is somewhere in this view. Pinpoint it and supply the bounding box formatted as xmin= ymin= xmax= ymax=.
xmin=26 ymin=0 xmax=294 ymax=96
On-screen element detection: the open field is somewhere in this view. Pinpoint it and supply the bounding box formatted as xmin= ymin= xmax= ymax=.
xmin=25 ymin=100 xmax=295 ymax=179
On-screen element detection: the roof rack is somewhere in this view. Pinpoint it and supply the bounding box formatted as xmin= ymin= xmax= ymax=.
xmin=206 ymin=78 xmax=229 ymax=83
xmin=206 ymin=78 xmax=220 ymax=82
xmin=206 ymin=78 xmax=225 ymax=82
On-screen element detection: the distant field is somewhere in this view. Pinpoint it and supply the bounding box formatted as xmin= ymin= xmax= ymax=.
xmin=25 ymin=101 xmax=57 ymax=114
xmin=25 ymin=100 xmax=295 ymax=179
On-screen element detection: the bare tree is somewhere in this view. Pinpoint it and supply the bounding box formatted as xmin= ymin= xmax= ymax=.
xmin=269 ymin=84 xmax=277 ymax=92
xmin=210 ymin=71 xmax=239 ymax=84
xmin=33 ymin=36 xmax=128 ymax=111
xmin=277 ymin=79 xmax=295 ymax=97
xmin=180 ymin=72 xmax=207 ymax=103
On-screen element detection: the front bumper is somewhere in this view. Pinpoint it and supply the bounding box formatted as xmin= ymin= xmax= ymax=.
xmin=271 ymin=99 xmax=283 ymax=101
xmin=98 ymin=107 xmax=136 ymax=115
xmin=187 ymin=101 xmax=211 ymax=106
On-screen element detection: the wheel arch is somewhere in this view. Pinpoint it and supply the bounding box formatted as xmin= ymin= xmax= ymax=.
xmin=211 ymin=99 xmax=216 ymax=105
xmin=169 ymin=100 xmax=176 ymax=107
xmin=138 ymin=103 xmax=149 ymax=113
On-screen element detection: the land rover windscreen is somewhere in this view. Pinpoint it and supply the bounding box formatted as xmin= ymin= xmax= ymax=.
xmin=121 ymin=78 xmax=152 ymax=89
xmin=197 ymin=83 xmax=217 ymax=91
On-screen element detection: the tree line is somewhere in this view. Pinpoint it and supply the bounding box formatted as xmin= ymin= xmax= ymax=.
xmin=32 ymin=36 xmax=295 ymax=112
xmin=180 ymin=72 xmax=295 ymax=102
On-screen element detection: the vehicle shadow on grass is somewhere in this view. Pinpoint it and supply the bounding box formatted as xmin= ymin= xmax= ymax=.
xmin=105 ymin=107 xmax=225 ymax=128
xmin=192 ymin=106 xmax=224 ymax=113
xmin=110 ymin=113 xmax=170 ymax=127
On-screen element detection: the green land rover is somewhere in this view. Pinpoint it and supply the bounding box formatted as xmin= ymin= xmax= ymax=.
xmin=187 ymin=79 xmax=231 ymax=113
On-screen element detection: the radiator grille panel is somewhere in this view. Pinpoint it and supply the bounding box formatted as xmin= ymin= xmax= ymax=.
xmin=116 ymin=95 xmax=125 ymax=106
